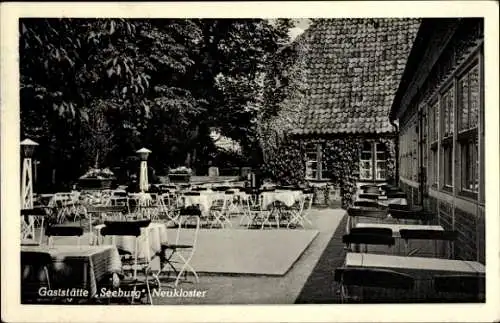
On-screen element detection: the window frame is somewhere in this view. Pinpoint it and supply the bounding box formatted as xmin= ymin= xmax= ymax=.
xmin=440 ymin=84 xmax=455 ymax=191
xmin=359 ymin=140 xmax=388 ymax=181
xmin=456 ymin=59 xmax=481 ymax=198
xmin=304 ymin=143 xmax=330 ymax=181
xmin=428 ymin=99 xmax=439 ymax=188
xmin=422 ymin=44 xmax=483 ymax=200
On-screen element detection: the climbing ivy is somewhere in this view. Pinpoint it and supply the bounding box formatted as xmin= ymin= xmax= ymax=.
xmin=260 ymin=136 xmax=396 ymax=208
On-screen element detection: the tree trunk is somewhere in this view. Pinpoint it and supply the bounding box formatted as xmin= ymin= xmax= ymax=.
xmin=191 ymin=148 xmax=197 ymax=172
xmin=95 ymin=151 xmax=99 ymax=169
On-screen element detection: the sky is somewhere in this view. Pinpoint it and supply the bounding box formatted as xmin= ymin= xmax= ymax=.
xmin=268 ymin=18 xmax=310 ymax=41
xmin=289 ymin=18 xmax=310 ymax=40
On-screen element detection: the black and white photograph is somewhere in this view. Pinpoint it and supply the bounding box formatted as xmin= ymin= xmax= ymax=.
xmin=1 ymin=1 xmax=499 ymax=322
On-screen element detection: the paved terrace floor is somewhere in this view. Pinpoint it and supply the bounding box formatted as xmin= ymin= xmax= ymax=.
xmin=35 ymin=208 xmax=347 ymax=304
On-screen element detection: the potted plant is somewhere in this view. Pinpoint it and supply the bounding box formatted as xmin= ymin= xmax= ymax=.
xmin=78 ymin=168 xmax=117 ymax=190
xmin=168 ymin=166 xmax=192 ymax=183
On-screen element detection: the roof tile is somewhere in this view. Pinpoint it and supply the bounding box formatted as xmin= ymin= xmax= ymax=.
xmin=290 ymin=18 xmax=419 ymax=135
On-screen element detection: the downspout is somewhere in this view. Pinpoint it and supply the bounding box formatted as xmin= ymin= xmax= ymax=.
xmin=390 ymin=120 xmax=399 ymax=186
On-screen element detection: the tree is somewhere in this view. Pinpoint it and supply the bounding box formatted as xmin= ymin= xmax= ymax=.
xmin=20 ymin=18 xmax=296 ymax=189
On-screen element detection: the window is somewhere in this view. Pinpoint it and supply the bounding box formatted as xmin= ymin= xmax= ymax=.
xmin=359 ymin=142 xmax=373 ymax=180
xmin=461 ymin=137 xmax=478 ymax=192
xmin=442 ymin=87 xmax=454 ymax=139
xmin=305 ymin=145 xmax=318 ymax=180
xmin=443 ymin=145 xmax=453 ymax=187
xmin=458 ymin=63 xmax=480 ymax=193
xmin=429 ymin=101 xmax=439 ymax=187
xmin=441 ymin=86 xmax=454 ymax=189
xmin=359 ymin=141 xmax=388 ymax=181
xmin=421 ymin=45 xmax=483 ymax=197
xmin=305 ymin=143 xmax=330 ymax=180
xmin=458 ymin=65 xmax=480 ymax=132
xmin=431 ymin=148 xmax=438 ymax=186
xmin=422 ymin=108 xmax=428 ymax=184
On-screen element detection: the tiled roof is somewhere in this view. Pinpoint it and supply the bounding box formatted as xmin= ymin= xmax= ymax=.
xmin=290 ymin=18 xmax=420 ymax=135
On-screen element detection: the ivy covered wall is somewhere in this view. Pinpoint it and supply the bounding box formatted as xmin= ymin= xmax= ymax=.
xmin=260 ymin=135 xmax=397 ymax=209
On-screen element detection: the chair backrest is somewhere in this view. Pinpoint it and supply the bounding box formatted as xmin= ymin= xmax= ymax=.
xmin=433 ymin=274 xmax=485 ymax=295
xmin=276 ymin=186 xmax=300 ymax=191
xmin=358 ymin=193 xmax=379 ymax=200
xmin=350 ymin=227 xmax=393 ymax=237
xmin=399 ymin=229 xmax=458 ymax=241
xmin=212 ymin=186 xmax=230 ymax=192
xmin=184 ymin=191 xmax=201 ymax=196
xmin=303 ymin=194 xmax=313 ymax=213
xmin=45 ymin=225 xmax=84 ymax=237
xmin=301 ymin=188 xmax=314 ymax=194
xmin=388 ymin=203 xmax=410 ymax=210
xmin=170 ymin=205 xmax=202 ymax=247
xmin=105 ymin=218 xmax=151 ymax=228
xmin=21 ymin=207 xmax=49 ymax=216
xmin=87 ymin=205 xmax=127 ymax=214
xmin=342 ymin=233 xmax=395 ymax=246
xmin=347 ymin=207 xmax=387 ymax=218
xmin=211 ymin=198 xmax=227 ymax=209
xmin=334 ymin=267 xmax=414 ymax=290
xmin=353 ymin=200 xmax=382 ymax=209
xmin=360 ymin=184 xmax=378 ymax=190
xmin=112 ymin=190 xmax=127 ymax=197
xmin=386 ymin=192 xmax=407 ymax=199
xmin=100 ymin=222 xmax=142 ymax=237
xmin=179 ymin=205 xmax=202 ymax=216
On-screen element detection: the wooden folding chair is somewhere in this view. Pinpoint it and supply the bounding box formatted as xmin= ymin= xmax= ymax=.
xmin=346 ymin=206 xmax=388 ymax=232
xmin=21 ymin=207 xmax=49 ymax=244
xmin=388 ymin=208 xmax=431 ymax=224
xmin=45 ymin=225 xmax=84 ymax=247
xmin=334 ymin=267 xmax=414 ymax=303
xmin=159 ymin=207 xmax=201 ymax=287
xmin=399 ymin=229 xmax=458 ymax=258
xmin=101 ymin=222 xmax=154 ymax=304
xmin=21 ymin=251 xmax=53 ymax=304
xmin=342 ymin=231 xmax=395 ymax=253
xmin=208 ymin=198 xmax=231 ymax=229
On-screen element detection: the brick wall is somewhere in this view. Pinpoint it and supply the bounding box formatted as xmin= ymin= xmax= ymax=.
xmin=426 ymin=196 xmax=439 ymax=225
xmin=454 ymin=208 xmax=478 ymax=261
xmin=438 ymin=201 xmax=453 ymax=231
xmin=398 ymin=180 xmax=420 ymax=207
xmin=477 ymin=207 xmax=485 ymax=264
xmin=397 ymin=182 xmax=485 ymax=263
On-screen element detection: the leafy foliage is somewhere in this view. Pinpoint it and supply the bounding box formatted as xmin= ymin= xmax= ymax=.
xmin=20 ymin=18 xmax=296 ymax=191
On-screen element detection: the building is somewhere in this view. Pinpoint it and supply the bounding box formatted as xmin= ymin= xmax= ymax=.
xmin=389 ymin=18 xmax=485 ymax=263
xmin=260 ymin=18 xmax=420 ymax=207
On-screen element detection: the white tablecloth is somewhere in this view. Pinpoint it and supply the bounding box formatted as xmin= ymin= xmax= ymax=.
xmin=22 ymin=245 xmax=122 ymax=297
xmin=183 ymin=190 xmax=249 ymax=215
xmin=261 ymin=190 xmax=303 ymax=208
xmin=183 ymin=191 xmax=220 ymax=215
xmin=94 ymin=222 xmax=167 ymax=260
